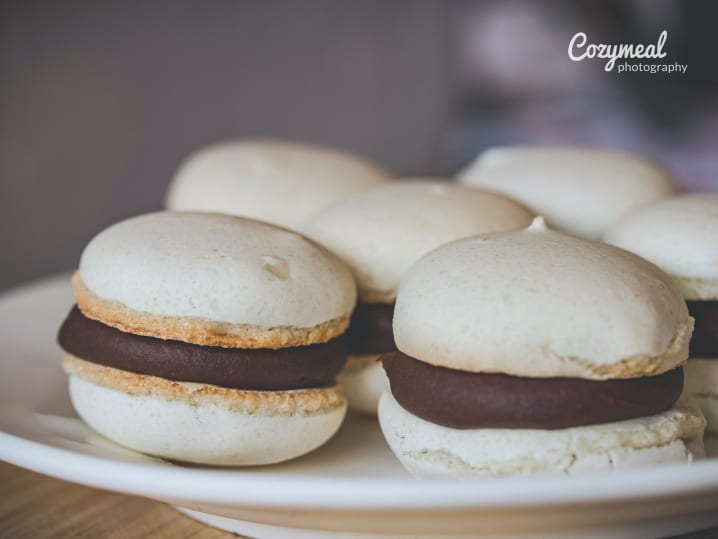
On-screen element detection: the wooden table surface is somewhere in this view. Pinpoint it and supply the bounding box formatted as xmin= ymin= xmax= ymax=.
xmin=2 ymin=461 xmax=717 ymax=539
xmin=0 ymin=462 xmax=241 ymax=539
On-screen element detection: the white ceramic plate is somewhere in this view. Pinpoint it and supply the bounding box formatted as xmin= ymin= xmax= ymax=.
xmin=1 ymin=274 xmax=718 ymax=539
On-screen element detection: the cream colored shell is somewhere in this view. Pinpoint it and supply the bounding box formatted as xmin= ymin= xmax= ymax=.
xmin=68 ymin=375 xmax=346 ymax=466
xmin=303 ymin=181 xmax=534 ymax=303
xmin=393 ymin=218 xmax=692 ymax=379
xmin=684 ymin=359 xmax=718 ymax=434
xmin=459 ymin=146 xmax=677 ymax=239
xmin=337 ymin=354 xmax=389 ymax=416
xmin=166 ymin=139 xmax=391 ymax=229
xmin=604 ymin=194 xmax=718 ymax=300
xmin=378 ymin=392 xmax=705 ymax=478
xmin=78 ymin=212 xmax=356 ymax=330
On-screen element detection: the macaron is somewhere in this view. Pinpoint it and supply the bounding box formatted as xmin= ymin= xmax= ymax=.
xmin=378 ymin=217 xmax=705 ymax=477
xmin=605 ymin=194 xmax=718 ymax=432
xmin=58 ymin=212 xmax=355 ymax=465
xmin=458 ymin=146 xmax=678 ymax=239
xmin=166 ymin=139 xmax=391 ymax=229
xmin=303 ymin=180 xmax=534 ymax=414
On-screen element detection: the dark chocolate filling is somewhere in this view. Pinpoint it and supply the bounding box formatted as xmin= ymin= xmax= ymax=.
xmin=381 ymin=350 xmax=683 ymax=430
xmin=58 ymin=306 xmax=347 ymax=390
xmin=343 ymin=302 xmax=395 ymax=355
xmin=687 ymin=300 xmax=718 ymax=359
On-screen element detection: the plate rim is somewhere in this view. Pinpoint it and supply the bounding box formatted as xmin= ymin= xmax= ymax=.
xmin=3 ymin=427 xmax=718 ymax=510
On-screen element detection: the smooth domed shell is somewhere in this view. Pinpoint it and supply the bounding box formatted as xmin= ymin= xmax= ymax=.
xmin=393 ymin=218 xmax=692 ymax=379
xmin=166 ymin=139 xmax=391 ymax=229
xmin=303 ymin=180 xmax=534 ymax=303
xmin=604 ymin=194 xmax=718 ymax=300
xmin=78 ymin=211 xmax=356 ymax=328
xmin=459 ymin=146 xmax=677 ymax=239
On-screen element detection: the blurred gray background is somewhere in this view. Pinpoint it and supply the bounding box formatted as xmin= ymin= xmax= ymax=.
xmin=2 ymin=0 xmax=717 ymax=291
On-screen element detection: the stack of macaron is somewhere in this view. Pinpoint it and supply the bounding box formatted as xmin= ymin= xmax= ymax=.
xmin=166 ymin=139 xmax=391 ymax=229
xmin=605 ymin=194 xmax=718 ymax=432
xmin=58 ymin=211 xmax=355 ymax=465
xmin=302 ymin=181 xmax=535 ymax=414
xmin=459 ymin=146 xmax=678 ymax=239
xmin=379 ymin=217 xmax=706 ymax=477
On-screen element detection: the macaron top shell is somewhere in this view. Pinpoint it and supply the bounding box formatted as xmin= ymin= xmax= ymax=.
xmin=393 ymin=218 xmax=692 ymax=380
xmin=166 ymin=139 xmax=391 ymax=229
xmin=302 ymin=181 xmax=534 ymax=303
xmin=78 ymin=212 xmax=356 ymax=330
xmin=459 ymin=146 xmax=677 ymax=240
xmin=604 ymin=194 xmax=718 ymax=300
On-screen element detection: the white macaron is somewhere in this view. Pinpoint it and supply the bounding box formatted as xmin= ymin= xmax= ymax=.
xmin=166 ymin=139 xmax=391 ymax=229
xmin=604 ymin=194 xmax=718 ymax=299
xmin=605 ymin=194 xmax=718 ymax=432
xmin=378 ymin=217 xmax=704 ymax=477
xmin=59 ymin=211 xmax=355 ymax=465
xmin=459 ymin=146 xmax=678 ymax=239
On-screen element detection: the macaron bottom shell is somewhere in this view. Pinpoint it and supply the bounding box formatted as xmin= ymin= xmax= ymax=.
xmin=378 ymin=392 xmax=706 ymax=478
xmin=684 ymin=358 xmax=718 ymax=434
xmin=67 ymin=369 xmax=347 ymax=466
xmin=337 ymin=354 xmax=389 ymax=416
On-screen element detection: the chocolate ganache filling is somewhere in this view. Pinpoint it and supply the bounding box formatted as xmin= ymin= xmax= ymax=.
xmin=58 ymin=306 xmax=347 ymax=390
xmin=343 ymin=302 xmax=395 ymax=354
xmin=687 ymin=300 xmax=718 ymax=359
xmin=381 ymin=351 xmax=683 ymax=429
